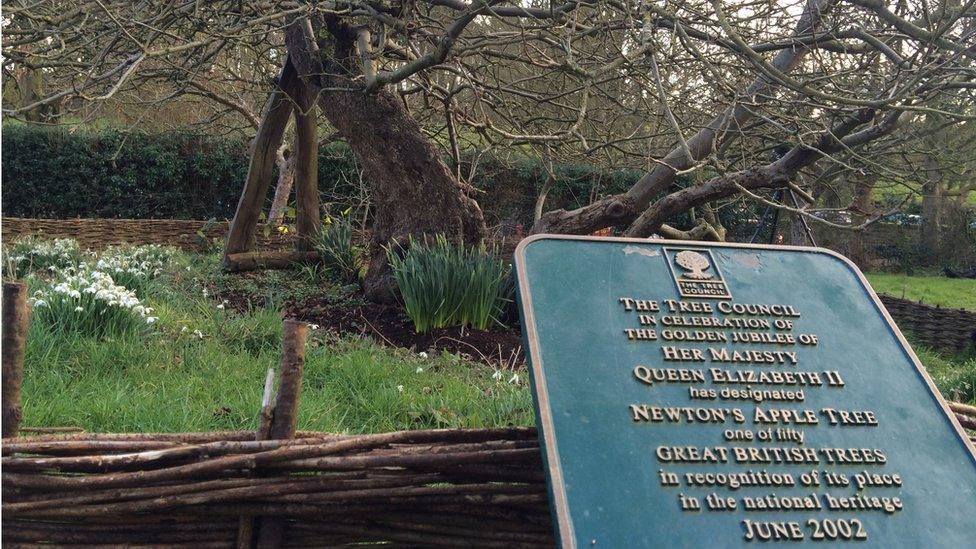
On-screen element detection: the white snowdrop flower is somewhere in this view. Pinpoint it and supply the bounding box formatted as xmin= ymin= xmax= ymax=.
xmin=34 ymin=300 xmax=47 ymax=307
xmin=396 ymin=385 xmax=404 ymax=393
xmin=146 ymin=317 xmax=158 ymax=324
xmin=416 ymin=366 xmax=424 ymax=374
xmin=508 ymin=373 xmax=521 ymax=385
xmin=193 ymin=329 xmax=204 ymax=339
xmin=309 ymin=323 xmax=320 ymax=330
xmin=181 ymin=326 xmax=189 ymax=333
xmin=418 ymin=351 xmax=428 ymax=359
xmin=492 ymin=370 xmax=504 ymax=381
xmin=133 ymin=305 xmax=145 ymax=315
xmin=69 ymin=290 xmax=81 ymax=298
xmin=74 ymin=306 xmax=84 ymax=312
xmin=202 ymin=288 xmax=208 ymax=298
xmin=216 ymin=303 xmax=225 ymax=310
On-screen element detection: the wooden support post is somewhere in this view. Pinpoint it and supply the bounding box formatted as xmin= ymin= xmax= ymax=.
xmin=254 ymin=320 xmax=307 ymax=549
xmin=223 ymin=60 xmax=299 ymax=264
xmin=2 ymin=282 xmax=30 ymax=438
xmin=294 ymin=85 xmax=321 ymax=252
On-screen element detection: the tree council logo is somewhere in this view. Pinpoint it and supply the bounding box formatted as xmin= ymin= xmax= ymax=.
xmin=664 ymin=248 xmax=732 ymax=299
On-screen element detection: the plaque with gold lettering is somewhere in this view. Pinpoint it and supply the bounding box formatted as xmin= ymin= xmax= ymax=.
xmin=514 ymin=235 xmax=976 ymax=548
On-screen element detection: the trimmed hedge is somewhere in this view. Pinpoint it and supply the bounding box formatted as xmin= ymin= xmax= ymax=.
xmin=2 ymin=124 xmax=753 ymax=232
xmin=3 ymin=125 xmax=249 ymax=219
xmin=1 ymin=124 xmax=359 ymax=220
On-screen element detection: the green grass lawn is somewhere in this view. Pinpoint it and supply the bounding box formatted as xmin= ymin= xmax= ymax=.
xmin=865 ymin=273 xmax=976 ymax=311
xmin=913 ymin=347 xmax=976 ymax=405
xmin=24 ymin=325 xmax=533 ymax=433
xmin=871 ymin=183 xmax=976 ymax=207
xmin=19 ymin=251 xmax=533 ymax=433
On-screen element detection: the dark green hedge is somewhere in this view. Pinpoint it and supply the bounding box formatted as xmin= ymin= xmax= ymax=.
xmin=2 ymin=124 xmax=755 ymax=232
xmin=3 ymin=125 xmax=247 ymax=219
xmin=1 ymin=124 xmax=636 ymax=223
xmin=1 ymin=124 xmax=360 ymax=220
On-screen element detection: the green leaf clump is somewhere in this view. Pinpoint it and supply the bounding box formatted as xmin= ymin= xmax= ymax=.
xmin=312 ymin=215 xmax=363 ymax=283
xmin=387 ymin=235 xmax=511 ymax=333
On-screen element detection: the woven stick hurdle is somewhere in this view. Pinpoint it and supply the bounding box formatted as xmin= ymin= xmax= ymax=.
xmin=1 ymin=319 xmax=555 ymax=547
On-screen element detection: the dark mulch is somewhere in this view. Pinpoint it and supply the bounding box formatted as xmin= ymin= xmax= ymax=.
xmin=210 ymin=269 xmax=525 ymax=367
xmin=284 ymin=297 xmax=525 ymax=367
xmin=218 ymin=290 xmax=261 ymax=313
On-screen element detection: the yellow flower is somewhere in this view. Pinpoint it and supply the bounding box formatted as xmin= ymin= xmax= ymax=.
xmin=277 ymin=225 xmax=289 ymax=234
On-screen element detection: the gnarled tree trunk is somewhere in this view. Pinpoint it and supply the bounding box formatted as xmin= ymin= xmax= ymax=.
xmin=285 ymin=17 xmax=485 ymax=301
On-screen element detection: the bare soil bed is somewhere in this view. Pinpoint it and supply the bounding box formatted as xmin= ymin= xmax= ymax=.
xmin=286 ymin=297 xmax=524 ymax=368
xmin=217 ymin=283 xmax=524 ymax=368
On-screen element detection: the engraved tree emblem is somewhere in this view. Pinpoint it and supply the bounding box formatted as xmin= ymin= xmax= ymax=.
xmin=675 ymin=251 xmax=713 ymax=279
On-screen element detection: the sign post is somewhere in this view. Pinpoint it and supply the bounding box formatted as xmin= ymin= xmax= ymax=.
xmin=514 ymin=236 xmax=976 ymax=548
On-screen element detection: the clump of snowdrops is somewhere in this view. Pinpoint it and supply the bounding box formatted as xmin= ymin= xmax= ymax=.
xmin=4 ymin=238 xmax=173 ymax=338
xmin=31 ymin=267 xmax=158 ymax=337
xmin=94 ymin=244 xmax=176 ymax=295
xmin=3 ymin=236 xmax=86 ymax=279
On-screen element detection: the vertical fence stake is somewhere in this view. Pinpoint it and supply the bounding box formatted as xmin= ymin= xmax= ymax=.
xmin=265 ymin=320 xmax=306 ymax=441
xmin=2 ymin=282 xmax=30 ymax=439
xmin=235 ymin=320 xmax=306 ymax=549
xmin=257 ymin=366 xmax=278 ymax=439
xmin=236 ymin=366 xmax=277 ymax=549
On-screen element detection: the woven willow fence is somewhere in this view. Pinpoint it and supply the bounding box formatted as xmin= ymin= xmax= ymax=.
xmin=2 ymin=428 xmax=553 ymax=547
xmin=1 ymin=217 xmax=293 ymax=251
xmin=1 ymin=319 xmax=554 ymax=547
xmin=878 ymin=295 xmax=976 ymax=353
xmin=4 ymin=412 xmax=975 ymax=547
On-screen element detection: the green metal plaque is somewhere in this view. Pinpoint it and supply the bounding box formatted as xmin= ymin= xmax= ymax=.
xmin=514 ymin=236 xmax=976 ymax=548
